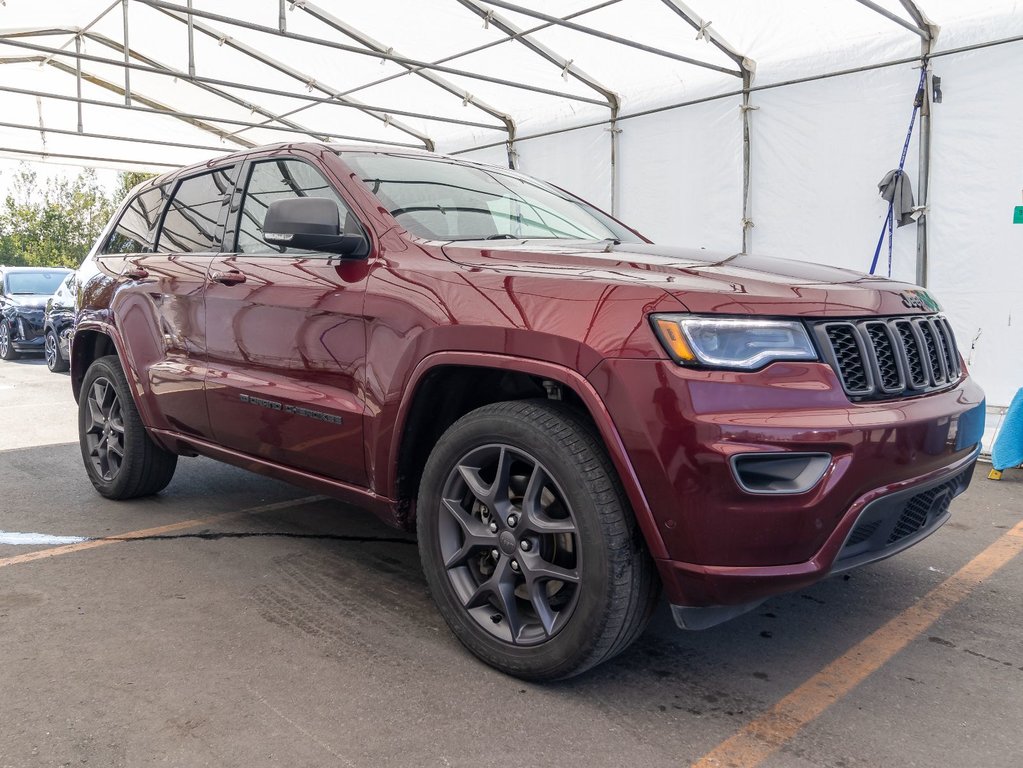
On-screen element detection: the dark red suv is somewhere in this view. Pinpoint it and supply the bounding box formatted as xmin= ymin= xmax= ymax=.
xmin=73 ymin=142 xmax=985 ymax=680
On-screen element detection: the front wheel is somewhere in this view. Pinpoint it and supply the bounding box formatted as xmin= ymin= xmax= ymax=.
xmin=0 ymin=320 xmax=19 ymax=360
xmin=418 ymin=400 xmax=659 ymax=681
xmin=79 ymin=355 xmax=178 ymax=499
xmin=45 ymin=329 xmax=69 ymax=372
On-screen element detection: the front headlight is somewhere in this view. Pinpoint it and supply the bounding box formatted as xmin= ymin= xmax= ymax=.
xmin=651 ymin=314 xmax=818 ymax=370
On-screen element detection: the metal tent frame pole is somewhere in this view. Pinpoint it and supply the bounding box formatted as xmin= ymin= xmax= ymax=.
xmin=474 ymin=0 xmax=741 ymax=75
xmin=136 ymin=1 xmax=608 ymax=107
xmin=332 ymin=1 xmax=622 ymax=103
xmin=899 ymin=0 xmax=940 ymax=287
xmin=457 ymin=0 xmax=621 ymax=195
xmin=295 ymin=1 xmax=518 ymax=167
xmin=854 ymin=0 xmax=939 ymax=285
xmin=660 ymin=1 xmax=754 ymax=253
xmin=0 ymin=34 xmax=508 ymax=134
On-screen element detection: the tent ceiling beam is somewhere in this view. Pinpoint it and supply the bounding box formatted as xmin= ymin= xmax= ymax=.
xmin=852 ymin=0 xmax=928 ymax=39
xmin=0 ymin=34 xmax=508 ymax=132
xmin=40 ymin=0 xmax=119 ymax=67
xmin=658 ymin=0 xmax=755 ymax=74
xmin=295 ymin=2 xmax=517 ymax=151
xmin=0 ymin=80 xmax=424 ymax=148
xmin=0 ymin=145 xmax=183 ymax=168
xmin=0 ymin=118 xmax=238 ymax=153
xmin=330 ymin=0 xmax=622 ymax=102
xmin=456 ymin=0 xmax=620 ymax=112
xmin=472 ymin=0 xmax=742 ymax=76
xmin=150 ymin=6 xmax=436 ymax=150
xmin=82 ymin=32 xmax=332 ymax=143
xmin=137 ymin=1 xmax=609 ymax=106
xmin=45 ymin=58 xmax=257 ymax=148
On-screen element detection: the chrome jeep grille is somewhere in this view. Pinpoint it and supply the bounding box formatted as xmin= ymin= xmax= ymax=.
xmin=814 ymin=315 xmax=962 ymax=400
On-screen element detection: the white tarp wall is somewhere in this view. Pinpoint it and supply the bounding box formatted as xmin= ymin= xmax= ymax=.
xmin=451 ymin=4 xmax=1023 ymax=447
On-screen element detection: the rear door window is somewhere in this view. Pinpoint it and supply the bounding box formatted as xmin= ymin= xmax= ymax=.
xmin=235 ymin=159 xmax=361 ymax=255
xmin=101 ymin=185 xmax=168 ymax=254
xmin=157 ymin=166 xmax=237 ymax=253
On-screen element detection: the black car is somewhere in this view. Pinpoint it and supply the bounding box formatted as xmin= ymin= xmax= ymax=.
xmin=43 ymin=271 xmax=77 ymax=372
xmin=0 ymin=266 xmax=73 ymax=361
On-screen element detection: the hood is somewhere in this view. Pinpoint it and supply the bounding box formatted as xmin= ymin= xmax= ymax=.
xmin=4 ymin=294 xmax=49 ymax=309
xmin=440 ymin=240 xmax=938 ymax=318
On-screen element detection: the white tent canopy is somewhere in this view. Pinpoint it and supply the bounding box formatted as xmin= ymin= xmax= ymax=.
xmin=1 ymin=1 xmax=1021 ymax=438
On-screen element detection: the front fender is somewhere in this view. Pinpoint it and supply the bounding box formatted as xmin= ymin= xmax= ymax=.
xmin=382 ymin=350 xmax=670 ymax=560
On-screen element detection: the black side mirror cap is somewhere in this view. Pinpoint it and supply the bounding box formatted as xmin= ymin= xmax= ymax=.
xmin=263 ymin=197 xmax=368 ymax=257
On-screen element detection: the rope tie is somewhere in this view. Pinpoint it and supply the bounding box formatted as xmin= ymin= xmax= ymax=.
xmin=483 ymin=10 xmax=494 ymax=29
xmin=561 ymin=59 xmax=573 ymax=80
xmin=696 ymin=20 xmax=713 ymax=41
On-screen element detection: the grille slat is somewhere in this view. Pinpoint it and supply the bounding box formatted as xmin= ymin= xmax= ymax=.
xmin=819 ymin=315 xmax=961 ymax=400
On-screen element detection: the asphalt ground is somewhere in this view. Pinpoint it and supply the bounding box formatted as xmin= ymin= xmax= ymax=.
xmin=1 ymin=354 xmax=1021 ymax=768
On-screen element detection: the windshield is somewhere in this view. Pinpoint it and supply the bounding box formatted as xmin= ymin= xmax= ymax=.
xmin=339 ymin=152 xmax=642 ymax=243
xmin=5 ymin=270 xmax=70 ymax=295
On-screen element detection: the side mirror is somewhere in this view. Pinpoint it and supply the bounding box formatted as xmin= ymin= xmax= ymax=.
xmin=262 ymin=197 xmax=367 ymax=256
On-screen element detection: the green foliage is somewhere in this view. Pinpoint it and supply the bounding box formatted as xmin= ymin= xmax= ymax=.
xmin=0 ymin=164 xmax=155 ymax=268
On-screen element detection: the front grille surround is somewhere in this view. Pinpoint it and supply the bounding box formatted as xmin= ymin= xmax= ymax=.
xmin=813 ymin=314 xmax=962 ymax=401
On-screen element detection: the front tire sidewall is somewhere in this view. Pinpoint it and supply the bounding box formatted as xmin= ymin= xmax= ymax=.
xmin=45 ymin=330 xmax=68 ymax=372
xmin=78 ymin=356 xmax=168 ymax=499
xmin=419 ymin=405 xmax=616 ymax=680
xmin=0 ymin=320 xmax=18 ymax=361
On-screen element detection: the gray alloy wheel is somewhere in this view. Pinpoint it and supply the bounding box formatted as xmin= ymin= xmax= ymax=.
xmin=0 ymin=319 xmax=19 ymax=361
xmin=418 ymin=399 xmax=659 ymax=681
xmin=437 ymin=443 xmax=583 ymax=646
xmin=79 ymin=355 xmax=177 ymax=499
xmin=45 ymin=329 xmax=68 ymax=372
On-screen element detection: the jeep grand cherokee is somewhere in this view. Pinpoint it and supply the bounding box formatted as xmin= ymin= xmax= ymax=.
xmin=73 ymin=143 xmax=985 ymax=680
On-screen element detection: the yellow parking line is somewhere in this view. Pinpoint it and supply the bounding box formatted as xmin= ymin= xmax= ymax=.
xmin=0 ymin=496 xmax=326 ymax=570
xmin=692 ymin=519 xmax=1023 ymax=768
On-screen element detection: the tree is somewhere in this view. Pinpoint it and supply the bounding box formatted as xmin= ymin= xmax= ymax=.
xmin=110 ymin=170 xmax=157 ymax=206
xmin=0 ymin=164 xmax=155 ymax=268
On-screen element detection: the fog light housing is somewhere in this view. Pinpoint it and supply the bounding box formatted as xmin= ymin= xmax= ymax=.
xmin=730 ymin=452 xmax=832 ymax=494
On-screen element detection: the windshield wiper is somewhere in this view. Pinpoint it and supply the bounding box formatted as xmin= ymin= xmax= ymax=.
xmin=483 ymin=233 xmax=518 ymax=240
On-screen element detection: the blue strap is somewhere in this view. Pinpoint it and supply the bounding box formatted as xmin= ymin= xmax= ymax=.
xmin=870 ymin=67 xmax=927 ymax=276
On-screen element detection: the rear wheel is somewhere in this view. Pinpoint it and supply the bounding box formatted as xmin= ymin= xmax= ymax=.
xmin=418 ymin=400 xmax=659 ymax=681
xmin=79 ymin=355 xmax=178 ymax=499
xmin=45 ymin=329 xmax=69 ymax=372
xmin=0 ymin=320 xmax=19 ymax=360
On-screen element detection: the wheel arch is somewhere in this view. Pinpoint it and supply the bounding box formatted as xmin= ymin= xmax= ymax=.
xmin=387 ymin=352 xmax=668 ymax=560
xmin=71 ymin=325 xmax=121 ymax=402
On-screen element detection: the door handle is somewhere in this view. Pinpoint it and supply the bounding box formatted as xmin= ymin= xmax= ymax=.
xmin=124 ymin=266 xmax=149 ymax=280
xmin=210 ymin=270 xmax=246 ymax=286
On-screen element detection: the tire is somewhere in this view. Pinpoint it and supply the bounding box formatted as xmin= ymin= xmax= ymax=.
xmin=45 ymin=329 xmax=69 ymax=372
xmin=418 ymin=399 xmax=660 ymax=681
xmin=0 ymin=319 xmax=19 ymax=361
xmin=78 ymin=355 xmax=178 ymax=499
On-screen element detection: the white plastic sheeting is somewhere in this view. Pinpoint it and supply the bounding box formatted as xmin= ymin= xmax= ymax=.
xmin=0 ymin=0 xmax=1021 ymax=414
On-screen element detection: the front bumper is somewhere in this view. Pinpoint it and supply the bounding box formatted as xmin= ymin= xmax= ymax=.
xmin=587 ymin=357 xmax=986 ymax=619
xmin=8 ymin=309 xmax=45 ymax=350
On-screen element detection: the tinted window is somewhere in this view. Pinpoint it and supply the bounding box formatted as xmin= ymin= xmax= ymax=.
xmin=158 ymin=166 xmax=237 ymax=253
xmin=102 ymin=186 xmax=168 ymax=254
xmin=4 ymin=270 xmax=70 ymax=295
xmin=339 ymin=152 xmax=640 ymax=243
xmin=236 ymin=159 xmax=358 ymax=254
